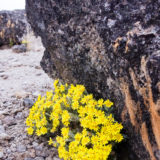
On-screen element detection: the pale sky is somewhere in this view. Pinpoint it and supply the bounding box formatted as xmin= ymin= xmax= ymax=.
xmin=0 ymin=0 xmax=25 ymax=10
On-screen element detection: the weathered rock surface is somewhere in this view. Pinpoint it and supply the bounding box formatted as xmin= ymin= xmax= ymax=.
xmin=0 ymin=10 xmax=28 ymax=47
xmin=26 ymin=0 xmax=160 ymax=160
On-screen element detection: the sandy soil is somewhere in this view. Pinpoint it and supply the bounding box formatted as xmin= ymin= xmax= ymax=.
xmin=0 ymin=48 xmax=60 ymax=160
xmin=0 ymin=48 xmax=53 ymax=99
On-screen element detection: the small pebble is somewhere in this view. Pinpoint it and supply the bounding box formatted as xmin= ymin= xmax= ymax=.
xmin=2 ymin=116 xmax=16 ymax=126
xmin=32 ymin=142 xmax=39 ymax=148
xmin=34 ymin=157 xmax=44 ymax=160
xmin=0 ymin=151 xmax=4 ymax=158
xmin=35 ymin=66 xmax=41 ymax=69
xmin=15 ymin=112 xmax=24 ymax=120
xmin=17 ymin=144 xmax=27 ymax=152
xmin=36 ymin=150 xmax=48 ymax=157
xmin=53 ymin=157 xmax=61 ymax=160
xmin=6 ymin=148 xmax=11 ymax=154
xmin=15 ymin=91 xmax=30 ymax=99
xmin=23 ymin=98 xmax=34 ymax=108
xmin=33 ymin=91 xmax=41 ymax=97
xmin=0 ymin=132 xmax=11 ymax=140
xmin=36 ymin=73 xmax=42 ymax=76
xmin=0 ymin=125 xmax=5 ymax=133
xmin=35 ymin=143 xmax=43 ymax=151
xmin=0 ymin=74 xmax=8 ymax=79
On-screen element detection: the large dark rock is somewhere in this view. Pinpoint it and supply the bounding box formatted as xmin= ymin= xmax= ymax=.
xmin=26 ymin=0 xmax=160 ymax=159
xmin=0 ymin=10 xmax=28 ymax=46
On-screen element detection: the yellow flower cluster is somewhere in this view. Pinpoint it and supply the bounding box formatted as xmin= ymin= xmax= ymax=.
xmin=26 ymin=79 xmax=123 ymax=160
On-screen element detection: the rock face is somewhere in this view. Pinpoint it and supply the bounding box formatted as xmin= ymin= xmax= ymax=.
xmin=0 ymin=10 xmax=28 ymax=46
xmin=26 ymin=0 xmax=160 ymax=159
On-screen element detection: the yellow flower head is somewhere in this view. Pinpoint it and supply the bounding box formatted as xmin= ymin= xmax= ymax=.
xmin=48 ymin=137 xmax=53 ymax=145
xmin=53 ymin=79 xmax=59 ymax=87
xmin=104 ymin=99 xmax=113 ymax=107
xmin=26 ymin=79 xmax=123 ymax=160
xmin=27 ymin=127 xmax=34 ymax=135
xmin=98 ymin=99 xmax=104 ymax=107
xmin=62 ymin=110 xmax=70 ymax=126
xmin=61 ymin=127 xmax=69 ymax=139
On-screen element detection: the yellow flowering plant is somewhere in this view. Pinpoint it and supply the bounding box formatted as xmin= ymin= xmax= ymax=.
xmin=26 ymin=79 xmax=123 ymax=160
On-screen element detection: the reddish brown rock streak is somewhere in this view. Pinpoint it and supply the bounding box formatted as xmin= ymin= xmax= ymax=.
xmin=121 ymin=57 xmax=160 ymax=160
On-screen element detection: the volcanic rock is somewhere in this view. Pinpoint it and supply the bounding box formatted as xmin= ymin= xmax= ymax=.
xmin=26 ymin=0 xmax=160 ymax=159
xmin=0 ymin=10 xmax=28 ymax=47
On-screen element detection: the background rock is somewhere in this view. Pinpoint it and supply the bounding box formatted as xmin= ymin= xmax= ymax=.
xmin=26 ymin=0 xmax=160 ymax=159
xmin=0 ymin=10 xmax=29 ymax=47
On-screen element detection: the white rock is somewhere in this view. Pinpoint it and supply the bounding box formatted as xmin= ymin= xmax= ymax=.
xmin=15 ymin=91 xmax=30 ymax=99
xmin=0 ymin=151 xmax=4 ymax=158
xmin=34 ymin=157 xmax=44 ymax=160
xmin=45 ymin=156 xmax=52 ymax=160
xmin=0 ymin=110 xmax=8 ymax=116
xmin=2 ymin=116 xmax=16 ymax=126
xmin=0 ymin=132 xmax=10 ymax=140
xmin=17 ymin=144 xmax=27 ymax=152
xmin=0 ymin=125 xmax=5 ymax=133
xmin=6 ymin=148 xmax=11 ymax=154
xmin=53 ymin=157 xmax=61 ymax=160
xmin=32 ymin=142 xmax=38 ymax=147
xmin=15 ymin=112 xmax=24 ymax=120
xmin=33 ymin=91 xmax=41 ymax=97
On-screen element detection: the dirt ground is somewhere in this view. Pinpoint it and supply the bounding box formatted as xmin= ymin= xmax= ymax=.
xmin=0 ymin=48 xmax=60 ymax=160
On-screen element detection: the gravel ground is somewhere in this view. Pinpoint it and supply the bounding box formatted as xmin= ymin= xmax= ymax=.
xmin=0 ymin=48 xmax=60 ymax=160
